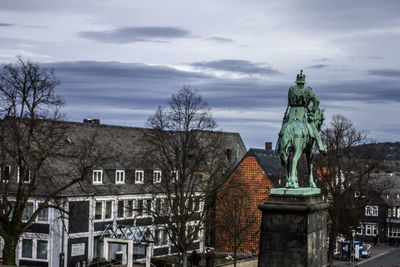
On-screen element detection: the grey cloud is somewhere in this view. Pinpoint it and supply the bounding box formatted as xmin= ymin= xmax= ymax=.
xmin=0 ymin=23 xmax=15 ymax=27
xmin=205 ymin=37 xmax=234 ymax=43
xmin=309 ymin=64 xmax=330 ymax=69
xmin=37 ymin=60 xmax=400 ymax=148
xmin=283 ymin=0 xmax=400 ymax=34
xmin=46 ymin=61 xmax=400 ymax=117
xmin=368 ymin=69 xmax=400 ymax=78
xmin=44 ymin=61 xmax=213 ymax=110
xmin=79 ymin=27 xmax=191 ymax=44
xmin=191 ymin=59 xmax=279 ymax=76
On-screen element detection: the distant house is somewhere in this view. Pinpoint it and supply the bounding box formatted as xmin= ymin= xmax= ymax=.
xmin=215 ymin=145 xmax=284 ymax=254
xmin=358 ymin=192 xmax=400 ymax=244
xmin=0 ymin=119 xmax=246 ymax=267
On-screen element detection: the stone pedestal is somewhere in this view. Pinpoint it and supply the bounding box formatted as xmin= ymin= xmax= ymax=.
xmin=258 ymin=188 xmax=328 ymax=267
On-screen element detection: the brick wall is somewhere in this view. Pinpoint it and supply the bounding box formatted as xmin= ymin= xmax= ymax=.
xmin=215 ymin=156 xmax=274 ymax=253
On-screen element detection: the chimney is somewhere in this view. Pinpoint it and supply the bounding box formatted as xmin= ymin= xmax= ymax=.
xmin=83 ymin=118 xmax=100 ymax=125
xmin=265 ymin=142 xmax=272 ymax=151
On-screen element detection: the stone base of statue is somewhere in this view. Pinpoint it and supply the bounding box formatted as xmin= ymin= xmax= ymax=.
xmin=258 ymin=188 xmax=329 ymax=267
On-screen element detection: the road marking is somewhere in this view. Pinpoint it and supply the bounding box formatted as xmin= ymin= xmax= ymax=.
xmin=358 ymin=251 xmax=390 ymax=265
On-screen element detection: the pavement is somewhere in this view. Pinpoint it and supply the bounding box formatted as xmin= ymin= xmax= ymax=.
xmin=332 ymin=243 xmax=393 ymax=266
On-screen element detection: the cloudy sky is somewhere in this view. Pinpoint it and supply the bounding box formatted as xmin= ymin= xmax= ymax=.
xmin=1 ymin=0 xmax=399 ymax=148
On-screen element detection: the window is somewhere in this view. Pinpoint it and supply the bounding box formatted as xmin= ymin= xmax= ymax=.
xmin=171 ymin=170 xmax=178 ymax=182
xmin=95 ymin=200 xmax=113 ymax=220
xmin=135 ymin=170 xmax=144 ymax=184
xmin=115 ymin=170 xmax=125 ymax=184
xmin=354 ymin=191 xmax=360 ymax=197
xmin=389 ymin=226 xmax=400 ymax=238
xmin=21 ymin=239 xmax=33 ymax=258
xmin=117 ymin=200 xmax=124 ymax=218
xmin=137 ymin=199 xmax=143 ymax=216
xmin=192 ymin=197 xmax=201 ymax=212
xmin=21 ymin=238 xmax=48 ymax=261
xmin=36 ymin=240 xmax=48 ymax=260
xmin=93 ymin=170 xmax=103 ymax=184
xmin=365 ymin=205 xmax=378 ymax=216
xmin=23 ymin=202 xmax=34 ymax=221
xmin=95 ymin=201 xmax=103 ymax=220
xmin=154 ymin=229 xmax=168 ymax=246
xmin=37 ymin=206 xmax=49 ymax=222
xmin=17 ymin=167 xmax=31 ymax=183
xmin=105 ymin=201 xmax=112 ymax=219
xmin=1 ymin=165 xmax=11 ymax=182
xmin=155 ymin=198 xmax=162 ymax=213
xmin=93 ymin=236 xmax=103 ymax=259
xmin=162 ymin=199 xmax=169 ymax=214
xmin=153 ymin=170 xmax=162 ymax=183
xmin=162 ymin=230 xmax=168 ymax=245
xmin=126 ymin=200 xmax=134 ymax=218
xmin=145 ymin=199 xmax=152 ymax=215
xmin=365 ymin=224 xmax=377 ymax=236
xmin=155 ymin=229 xmax=161 ymax=246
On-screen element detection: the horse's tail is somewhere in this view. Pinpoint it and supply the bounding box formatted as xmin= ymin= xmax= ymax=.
xmin=276 ymin=123 xmax=293 ymax=163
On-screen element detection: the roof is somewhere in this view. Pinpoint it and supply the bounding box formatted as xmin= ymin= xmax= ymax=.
xmin=247 ymin=148 xmax=285 ymax=187
xmin=222 ymin=148 xmax=285 ymax=188
xmin=1 ymin=120 xmax=247 ymax=197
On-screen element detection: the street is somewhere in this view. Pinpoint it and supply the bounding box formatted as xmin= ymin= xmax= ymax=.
xmin=359 ymin=247 xmax=400 ymax=267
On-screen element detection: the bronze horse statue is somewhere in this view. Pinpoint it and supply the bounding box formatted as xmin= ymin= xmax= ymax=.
xmin=275 ymin=108 xmax=325 ymax=188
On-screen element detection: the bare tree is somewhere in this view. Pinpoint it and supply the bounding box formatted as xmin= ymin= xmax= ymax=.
xmin=0 ymin=58 xmax=106 ymax=265
xmin=314 ymin=114 xmax=386 ymax=264
xmin=144 ymin=86 xmax=230 ymax=267
xmin=216 ymin=168 xmax=260 ymax=267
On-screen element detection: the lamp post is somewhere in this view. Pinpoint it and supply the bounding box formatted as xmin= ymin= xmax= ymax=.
xmin=351 ymin=230 xmax=356 ymax=267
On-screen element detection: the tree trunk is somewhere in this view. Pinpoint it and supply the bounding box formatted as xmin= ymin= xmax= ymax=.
xmin=328 ymin=226 xmax=337 ymax=266
xmin=3 ymin=234 xmax=19 ymax=266
xmin=182 ymin=250 xmax=188 ymax=267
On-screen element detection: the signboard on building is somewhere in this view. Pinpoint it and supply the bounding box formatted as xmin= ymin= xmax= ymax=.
xmin=71 ymin=243 xmax=85 ymax=257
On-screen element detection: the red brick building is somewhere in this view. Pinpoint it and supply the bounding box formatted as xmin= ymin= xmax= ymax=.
xmin=215 ymin=147 xmax=284 ymax=254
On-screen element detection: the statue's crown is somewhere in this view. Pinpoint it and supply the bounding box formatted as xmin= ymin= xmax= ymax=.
xmin=295 ymin=70 xmax=306 ymax=84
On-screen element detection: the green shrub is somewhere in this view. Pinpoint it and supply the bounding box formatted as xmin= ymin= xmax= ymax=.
xmin=90 ymin=257 xmax=111 ymax=266
xmin=151 ymin=257 xmax=172 ymax=267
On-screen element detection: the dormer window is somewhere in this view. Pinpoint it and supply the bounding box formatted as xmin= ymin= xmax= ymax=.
xmin=153 ymin=170 xmax=162 ymax=183
xmin=17 ymin=167 xmax=31 ymax=183
xmin=135 ymin=170 xmax=144 ymax=184
xmin=1 ymin=165 xmax=11 ymax=182
xmin=171 ymin=170 xmax=178 ymax=182
xmin=365 ymin=205 xmax=378 ymax=216
xmin=92 ymin=170 xmax=103 ymax=184
xmin=115 ymin=170 xmax=125 ymax=184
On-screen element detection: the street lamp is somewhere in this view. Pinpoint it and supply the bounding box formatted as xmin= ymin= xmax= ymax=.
xmin=351 ymin=230 xmax=356 ymax=267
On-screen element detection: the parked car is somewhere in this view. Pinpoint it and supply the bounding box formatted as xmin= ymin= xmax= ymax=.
xmin=361 ymin=244 xmax=371 ymax=258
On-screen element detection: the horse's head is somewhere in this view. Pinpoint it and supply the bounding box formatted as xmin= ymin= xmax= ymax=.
xmin=314 ymin=108 xmax=325 ymax=130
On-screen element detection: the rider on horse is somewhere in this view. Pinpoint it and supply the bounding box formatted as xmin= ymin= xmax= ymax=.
xmin=280 ymin=70 xmax=327 ymax=154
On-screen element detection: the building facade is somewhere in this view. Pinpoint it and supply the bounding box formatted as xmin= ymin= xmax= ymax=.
xmin=358 ymin=192 xmax=400 ymax=244
xmin=0 ymin=120 xmax=246 ymax=267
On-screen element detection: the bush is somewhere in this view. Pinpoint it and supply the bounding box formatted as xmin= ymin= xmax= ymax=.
xmin=151 ymin=257 xmax=172 ymax=267
xmin=90 ymin=257 xmax=112 ymax=266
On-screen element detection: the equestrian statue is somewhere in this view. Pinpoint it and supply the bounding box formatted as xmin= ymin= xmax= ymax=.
xmin=275 ymin=70 xmax=327 ymax=189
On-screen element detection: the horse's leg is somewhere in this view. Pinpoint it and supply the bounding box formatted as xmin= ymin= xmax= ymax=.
xmin=307 ymin=144 xmax=316 ymax=188
xmin=290 ymin=138 xmax=302 ymax=189
xmin=284 ymin=154 xmax=292 ymax=188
